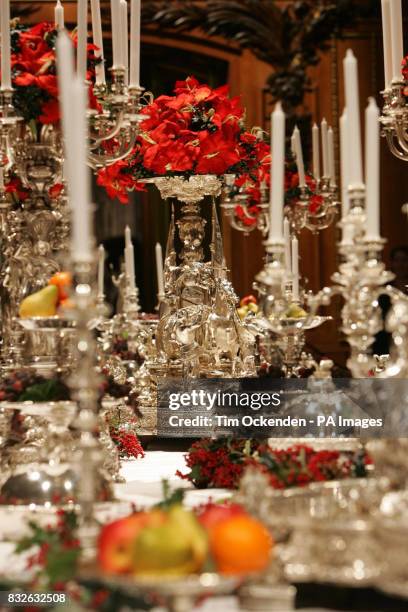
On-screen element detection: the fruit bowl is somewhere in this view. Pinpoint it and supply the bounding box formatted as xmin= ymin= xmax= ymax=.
xmin=82 ymin=571 xmax=241 ymax=612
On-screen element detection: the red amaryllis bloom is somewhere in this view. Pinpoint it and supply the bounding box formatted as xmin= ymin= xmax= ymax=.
xmin=49 ymin=183 xmax=64 ymax=199
xmin=235 ymin=204 xmax=259 ymax=227
xmin=196 ymin=131 xmax=240 ymax=174
xmin=5 ymin=177 xmax=30 ymax=202
xmin=39 ymin=99 xmax=60 ymax=124
xmin=144 ymin=140 xmax=196 ymax=174
xmin=309 ymin=194 xmax=324 ymax=214
xmin=97 ymin=161 xmax=136 ymax=203
xmin=402 ymin=55 xmax=408 ymax=81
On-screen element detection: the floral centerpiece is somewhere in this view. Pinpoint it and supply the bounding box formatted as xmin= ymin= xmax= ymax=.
xmin=97 ymin=76 xmax=271 ymax=206
xmin=97 ymin=76 xmax=324 ymax=231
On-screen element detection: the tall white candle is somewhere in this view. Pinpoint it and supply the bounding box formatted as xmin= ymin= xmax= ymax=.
xmin=90 ymin=0 xmax=105 ymax=84
xmin=57 ymin=31 xmax=92 ymax=260
xmin=341 ymin=223 xmax=354 ymax=246
xmin=268 ymin=102 xmax=285 ymax=242
xmin=1 ymin=0 xmax=12 ymax=91
xmin=321 ymin=118 xmax=329 ymax=178
xmin=340 ymin=110 xmax=350 ymax=218
xmin=111 ymin=0 xmax=123 ymax=69
xmin=381 ymin=0 xmax=393 ymax=88
xmin=155 ymin=242 xmax=165 ymax=297
xmin=312 ymin=123 xmax=320 ymax=181
xmin=57 ymin=31 xmax=75 ymax=214
xmin=77 ymin=0 xmax=88 ymax=81
xmin=365 ymin=98 xmax=380 ymax=239
xmin=120 ymin=0 xmax=129 ymax=84
xmin=292 ymin=126 xmax=306 ymax=188
xmin=55 ymin=0 xmax=65 ymax=30
xmin=130 ymin=0 xmax=141 ymax=88
xmin=71 ymin=79 xmax=91 ymax=260
xmin=124 ymin=226 xmax=135 ymax=290
xmin=390 ymin=0 xmax=404 ymax=82
xmin=0 ymin=167 xmax=4 ymax=191
xmin=98 ymin=244 xmax=105 ymax=297
xmin=290 ymin=132 xmax=296 ymax=157
xmin=291 ymin=236 xmax=299 ymax=302
xmin=328 ymin=126 xmax=336 ymax=187
xmin=70 ymin=87 xmax=91 ymax=259
xmin=125 ymin=225 xmax=132 ymax=249
xmin=343 ymin=50 xmax=364 ymax=188
xmin=283 ymin=217 xmax=291 ymax=275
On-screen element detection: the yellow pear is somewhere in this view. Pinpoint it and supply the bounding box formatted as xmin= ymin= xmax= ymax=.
xmin=285 ymin=303 xmax=308 ymax=319
xmin=19 ymin=285 xmax=59 ymax=318
xmin=132 ymin=505 xmax=209 ymax=576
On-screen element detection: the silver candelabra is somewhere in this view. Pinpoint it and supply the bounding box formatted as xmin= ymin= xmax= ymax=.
xmin=0 ymin=73 xmax=145 ymax=366
xmin=307 ymin=186 xmax=396 ymax=377
xmin=221 ymin=173 xmax=339 ymax=236
xmin=380 ymin=81 xmax=408 ymax=162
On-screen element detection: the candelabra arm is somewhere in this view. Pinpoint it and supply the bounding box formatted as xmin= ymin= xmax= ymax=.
xmin=88 ymin=109 xmax=126 ymax=148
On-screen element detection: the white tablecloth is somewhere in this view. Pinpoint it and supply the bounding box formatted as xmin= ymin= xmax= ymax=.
xmin=114 ymin=451 xmax=231 ymax=508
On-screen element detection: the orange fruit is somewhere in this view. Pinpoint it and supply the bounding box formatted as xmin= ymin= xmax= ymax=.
xmin=209 ymin=514 xmax=273 ymax=575
xmin=48 ymin=272 xmax=72 ymax=302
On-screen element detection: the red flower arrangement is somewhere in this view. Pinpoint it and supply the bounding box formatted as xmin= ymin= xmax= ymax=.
xmin=97 ymin=76 xmax=271 ymax=206
xmin=177 ymin=439 xmax=370 ymax=490
xmin=10 ymin=21 xmax=100 ymax=126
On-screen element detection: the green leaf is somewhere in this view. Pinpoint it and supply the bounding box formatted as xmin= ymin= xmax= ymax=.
xmin=45 ymin=548 xmax=81 ymax=585
xmin=154 ymin=480 xmax=185 ymax=509
xmin=19 ymin=379 xmax=68 ymax=402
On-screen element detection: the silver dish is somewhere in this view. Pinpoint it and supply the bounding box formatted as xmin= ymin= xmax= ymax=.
xmin=267 ymin=315 xmax=332 ymax=334
xmin=283 ymin=517 xmax=383 ymax=587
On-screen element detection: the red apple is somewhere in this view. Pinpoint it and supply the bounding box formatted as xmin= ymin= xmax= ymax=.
xmin=197 ymin=502 xmax=245 ymax=530
xmin=240 ymin=295 xmax=257 ymax=307
xmin=98 ymin=511 xmax=164 ymax=574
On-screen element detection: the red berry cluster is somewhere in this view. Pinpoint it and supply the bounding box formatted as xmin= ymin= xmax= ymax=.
xmin=176 ymin=439 xmax=259 ymax=489
xmin=254 ymin=444 xmax=368 ymax=489
xmin=110 ymin=428 xmax=144 ymax=459
xmin=0 ymin=370 xmax=48 ymax=401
